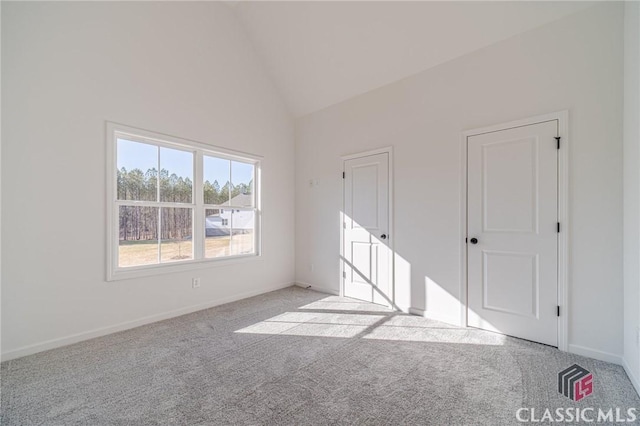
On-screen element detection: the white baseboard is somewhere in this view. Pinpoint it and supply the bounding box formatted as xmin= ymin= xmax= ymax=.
xmin=568 ymin=344 xmax=623 ymax=365
xmin=294 ymin=281 xmax=340 ymax=296
xmin=408 ymin=308 xmax=424 ymax=317
xmin=408 ymin=307 xmax=462 ymax=327
xmin=622 ymin=357 xmax=640 ymax=397
xmin=1 ymin=281 xmax=295 ymax=362
xmin=396 ymin=305 xmax=411 ymax=314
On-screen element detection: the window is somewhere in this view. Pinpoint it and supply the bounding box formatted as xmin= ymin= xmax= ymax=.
xmin=107 ymin=123 xmax=260 ymax=280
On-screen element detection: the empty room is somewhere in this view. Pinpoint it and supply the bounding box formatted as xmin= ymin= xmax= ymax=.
xmin=2 ymin=1 xmax=640 ymax=424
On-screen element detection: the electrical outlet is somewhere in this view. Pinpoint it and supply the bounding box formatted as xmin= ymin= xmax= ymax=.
xmin=192 ymin=278 xmax=201 ymax=289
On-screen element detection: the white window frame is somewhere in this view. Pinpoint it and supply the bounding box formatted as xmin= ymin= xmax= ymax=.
xmin=106 ymin=122 xmax=262 ymax=281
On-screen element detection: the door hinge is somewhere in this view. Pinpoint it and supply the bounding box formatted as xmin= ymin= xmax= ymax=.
xmin=557 ymin=305 xmax=560 ymax=317
xmin=557 ymin=222 xmax=560 ymax=233
xmin=342 ymin=271 xmax=346 ymax=279
xmin=342 ymin=172 xmax=345 ymax=179
xmin=555 ymin=136 xmax=561 ymax=149
xmin=465 ymin=237 xmax=468 ymax=243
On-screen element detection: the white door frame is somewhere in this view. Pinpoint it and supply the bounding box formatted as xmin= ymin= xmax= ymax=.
xmin=460 ymin=111 xmax=569 ymax=351
xmin=341 ymin=146 xmax=395 ymax=306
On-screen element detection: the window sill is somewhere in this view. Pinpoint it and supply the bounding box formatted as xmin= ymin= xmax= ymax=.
xmin=106 ymin=254 xmax=262 ymax=282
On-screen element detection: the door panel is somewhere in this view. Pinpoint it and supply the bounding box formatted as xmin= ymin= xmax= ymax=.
xmin=352 ymin=165 xmax=380 ymax=229
xmin=343 ymin=153 xmax=390 ymax=306
xmin=483 ymin=251 xmax=538 ymax=317
xmin=483 ymin=137 xmax=537 ymax=232
xmin=467 ymin=121 xmax=558 ymax=346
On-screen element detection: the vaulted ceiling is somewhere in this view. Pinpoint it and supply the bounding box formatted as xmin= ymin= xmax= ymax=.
xmin=231 ymin=1 xmax=595 ymax=117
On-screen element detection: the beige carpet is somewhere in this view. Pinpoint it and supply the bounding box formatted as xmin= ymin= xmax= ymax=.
xmin=1 ymin=286 xmax=638 ymax=425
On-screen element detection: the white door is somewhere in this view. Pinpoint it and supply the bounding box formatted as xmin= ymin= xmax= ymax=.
xmin=343 ymin=152 xmax=391 ymax=306
xmin=467 ymin=121 xmax=558 ymax=346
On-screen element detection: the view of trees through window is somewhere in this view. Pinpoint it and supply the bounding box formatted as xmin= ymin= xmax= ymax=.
xmin=115 ymin=137 xmax=257 ymax=269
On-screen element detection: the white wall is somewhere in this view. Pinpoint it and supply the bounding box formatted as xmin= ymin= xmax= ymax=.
xmin=1 ymin=2 xmax=295 ymax=359
xmin=296 ymin=4 xmax=624 ymax=361
xmin=623 ymin=1 xmax=640 ymax=392
xmin=0 ymin=1 xmax=3 ymax=359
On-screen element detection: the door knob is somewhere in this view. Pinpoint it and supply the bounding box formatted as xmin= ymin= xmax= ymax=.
xmin=380 ymin=234 xmax=387 ymax=240
xmin=469 ymin=238 xmax=478 ymax=244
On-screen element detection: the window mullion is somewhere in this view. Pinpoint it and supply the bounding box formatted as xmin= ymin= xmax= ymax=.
xmin=157 ymin=146 xmax=161 ymax=203
xmin=228 ymin=160 xmax=232 ymax=206
xmin=229 ymin=161 xmax=233 ymax=245
xmin=254 ymin=164 xmax=259 ymax=255
xmin=156 ymin=147 xmax=162 ymax=264
xmin=194 ymin=150 xmax=204 ymax=260
xmin=157 ymin=206 xmax=162 ymax=264
xmin=115 ymin=200 xmax=194 ymax=208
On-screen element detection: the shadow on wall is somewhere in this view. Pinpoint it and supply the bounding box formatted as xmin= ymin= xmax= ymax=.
xmin=339 ymin=211 xmax=492 ymax=330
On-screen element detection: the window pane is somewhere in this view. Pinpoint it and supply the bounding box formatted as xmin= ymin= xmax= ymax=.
xmin=118 ymin=206 xmax=158 ymax=267
xmin=203 ymin=156 xmax=231 ymax=205
xmin=160 ymin=208 xmax=193 ymax=263
xmin=117 ymin=139 xmax=158 ymax=201
xmin=205 ymin=208 xmax=231 ymax=258
xmin=231 ymin=161 xmax=255 ymax=207
xmin=160 ymin=147 xmax=193 ymax=203
xmin=230 ymin=209 xmax=255 ymax=256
